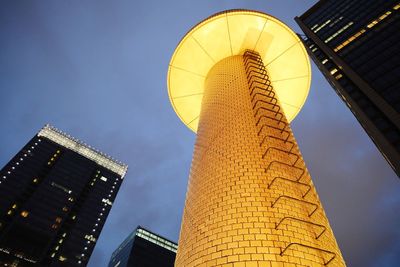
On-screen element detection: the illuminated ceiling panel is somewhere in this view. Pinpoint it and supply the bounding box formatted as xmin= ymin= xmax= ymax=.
xmin=168 ymin=10 xmax=311 ymax=133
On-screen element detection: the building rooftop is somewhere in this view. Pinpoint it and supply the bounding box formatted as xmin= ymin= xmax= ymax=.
xmin=38 ymin=124 xmax=128 ymax=177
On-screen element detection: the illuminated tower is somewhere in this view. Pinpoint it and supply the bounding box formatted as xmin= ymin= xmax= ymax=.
xmin=167 ymin=10 xmax=345 ymax=267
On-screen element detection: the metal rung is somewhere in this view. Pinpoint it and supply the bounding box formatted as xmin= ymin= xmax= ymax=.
xmin=256 ymin=114 xmax=287 ymax=129
xmin=275 ymin=216 xmax=326 ymax=239
xmin=257 ymin=123 xmax=290 ymax=138
xmin=250 ymin=89 xmax=276 ymax=102
xmin=245 ymin=65 xmax=267 ymax=76
xmin=250 ymin=88 xmax=276 ymax=100
xmin=243 ymin=51 xmax=262 ymax=61
xmin=250 ymin=91 xmax=275 ymax=105
xmin=243 ymin=51 xmax=261 ymax=59
xmin=249 ymin=78 xmax=272 ymax=91
xmin=246 ymin=68 xmax=268 ymax=80
xmin=259 ymin=127 xmax=291 ymax=146
xmin=250 ymin=85 xmax=274 ymax=98
xmin=243 ymin=51 xmax=262 ymax=60
xmin=247 ymin=73 xmax=270 ymax=83
xmin=244 ymin=62 xmax=266 ymax=74
xmin=243 ymin=49 xmax=261 ymax=58
xmin=280 ymin=243 xmax=336 ymax=265
xmin=268 ymin=177 xmax=311 ymax=198
xmin=254 ymin=105 xmax=283 ymax=120
xmin=246 ymin=70 xmax=269 ymax=82
xmin=271 ymin=195 xmax=318 ymax=217
xmin=260 ymin=135 xmax=294 ymax=151
xmin=265 ymin=161 xmax=305 ymax=181
xmin=245 ymin=63 xmax=267 ymax=74
xmin=250 ymin=85 xmax=274 ymax=97
xmin=255 ymin=113 xmax=287 ymax=132
xmin=262 ymin=147 xmax=300 ymax=166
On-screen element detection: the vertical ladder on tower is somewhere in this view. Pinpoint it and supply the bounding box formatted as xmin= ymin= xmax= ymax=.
xmin=242 ymin=50 xmax=336 ymax=266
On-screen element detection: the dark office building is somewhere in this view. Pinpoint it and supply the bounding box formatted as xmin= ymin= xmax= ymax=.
xmin=108 ymin=226 xmax=177 ymax=267
xmin=295 ymin=0 xmax=400 ymax=176
xmin=0 ymin=125 xmax=127 ymax=266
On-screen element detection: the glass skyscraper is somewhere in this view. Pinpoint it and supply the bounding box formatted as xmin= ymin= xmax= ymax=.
xmin=0 ymin=124 xmax=127 ymax=266
xmin=108 ymin=226 xmax=177 ymax=267
xmin=295 ymin=0 xmax=400 ymax=176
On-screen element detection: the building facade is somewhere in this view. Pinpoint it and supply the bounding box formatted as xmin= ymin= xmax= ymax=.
xmin=108 ymin=226 xmax=177 ymax=267
xmin=0 ymin=125 xmax=127 ymax=266
xmin=168 ymin=10 xmax=345 ymax=266
xmin=295 ymin=0 xmax=400 ymax=176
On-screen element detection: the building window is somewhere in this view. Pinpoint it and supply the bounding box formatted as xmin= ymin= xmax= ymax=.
xmin=21 ymin=211 xmax=29 ymax=217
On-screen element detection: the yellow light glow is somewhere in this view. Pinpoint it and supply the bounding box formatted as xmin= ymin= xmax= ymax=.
xmin=167 ymin=10 xmax=311 ymax=132
xmin=21 ymin=210 xmax=29 ymax=217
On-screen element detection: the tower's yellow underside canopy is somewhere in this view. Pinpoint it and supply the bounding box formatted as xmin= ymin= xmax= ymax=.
xmin=167 ymin=10 xmax=311 ymax=132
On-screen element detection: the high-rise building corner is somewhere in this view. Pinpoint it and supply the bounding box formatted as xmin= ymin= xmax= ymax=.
xmin=295 ymin=0 xmax=400 ymax=177
xmin=0 ymin=124 xmax=127 ymax=266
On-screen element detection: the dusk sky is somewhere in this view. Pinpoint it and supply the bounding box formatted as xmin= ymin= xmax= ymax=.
xmin=1 ymin=1 xmax=399 ymax=266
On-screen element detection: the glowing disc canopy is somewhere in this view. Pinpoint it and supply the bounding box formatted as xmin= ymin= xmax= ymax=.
xmin=167 ymin=9 xmax=311 ymax=132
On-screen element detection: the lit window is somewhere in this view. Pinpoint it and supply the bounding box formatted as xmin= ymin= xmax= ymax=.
xmin=55 ymin=217 xmax=62 ymax=223
xmin=84 ymin=234 xmax=97 ymax=242
xmin=21 ymin=211 xmax=29 ymax=217
xmin=62 ymin=207 xmax=68 ymax=212
xmin=324 ymin=22 xmax=353 ymax=43
xmin=367 ymin=10 xmax=392 ymax=29
xmin=100 ymin=176 xmax=107 ymax=182
xmin=12 ymin=204 xmax=17 ymax=209
xmin=394 ymin=3 xmax=400 ymax=10
xmin=311 ymin=24 xmax=319 ymax=30
xmin=330 ymin=68 xmax=338 ymax=75
xmin=59 ymin=256 xmax=67 ymax=261
xmin=33 ymin=178 xmax=38 ymax=183
xmin=335 ymin=74 xmax=343 ymax=80
xmin=314 ymin=19 xmax=331 ymax=33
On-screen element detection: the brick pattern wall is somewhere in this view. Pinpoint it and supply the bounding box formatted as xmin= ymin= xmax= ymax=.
xmin=175 ymin=55 xmax=345 ymax=267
